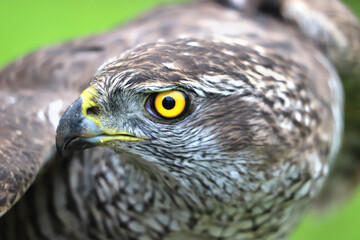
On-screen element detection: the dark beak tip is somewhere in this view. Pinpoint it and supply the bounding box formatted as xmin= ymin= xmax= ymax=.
xmin=55 ymin=97 xmax=84 ymax=157
xmin=55 ymin=132 xmax=63 ymax=157
xmin=55 ymin=97 xmax=104 ymax=156
xmin=56 ymin=145 xmax=64 ymax=158
xmin=55 ymin=133 xmax=68 ymax=158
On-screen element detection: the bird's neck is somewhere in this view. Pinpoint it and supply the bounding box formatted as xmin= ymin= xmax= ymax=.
xmin=123 ymin=150 xmax=262 ymax=205
xmin=115 ymin=150 xmax=322 ymax=240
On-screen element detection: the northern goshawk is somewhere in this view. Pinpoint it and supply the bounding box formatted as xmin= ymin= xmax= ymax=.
xmin=0 ymin=0 xmax=359 ymax=239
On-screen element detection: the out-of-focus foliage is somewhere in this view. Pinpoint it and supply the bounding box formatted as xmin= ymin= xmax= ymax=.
xmin=0 ymin=0 xmax=359 ymax=239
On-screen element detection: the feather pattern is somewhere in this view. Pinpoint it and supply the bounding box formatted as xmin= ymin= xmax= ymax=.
xmin=0 ymin=0 xmax=359 ymax=239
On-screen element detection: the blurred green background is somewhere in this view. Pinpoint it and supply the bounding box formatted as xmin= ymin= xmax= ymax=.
xmin=0 ymin=0 xmax=359 ymax=239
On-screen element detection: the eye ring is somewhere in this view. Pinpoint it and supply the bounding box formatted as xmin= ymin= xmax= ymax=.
xmin=145 ymin=90 xmax=189 ymax=120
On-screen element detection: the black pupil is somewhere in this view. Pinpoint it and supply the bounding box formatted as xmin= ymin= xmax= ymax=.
xmin=162 ymin=96 xmax=176 ymax=110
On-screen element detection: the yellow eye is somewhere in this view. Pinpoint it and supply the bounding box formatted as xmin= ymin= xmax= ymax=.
xmin=146 ymin=90 xmax=189 ymax=119
xmin=154 ymin=90 xmax=187 ymax=118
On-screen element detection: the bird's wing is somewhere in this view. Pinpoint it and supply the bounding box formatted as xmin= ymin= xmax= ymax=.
xmin=0 ymin=39 xmax=112 ymax=216
xmin=0 ymin=4 xmax=176 ymax=215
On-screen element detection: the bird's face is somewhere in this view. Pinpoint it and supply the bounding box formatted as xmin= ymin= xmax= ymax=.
xmin=56 ymin=38 xmax=291 ymax=181
xmin=64 ymin=85 xmax=226 ymax=164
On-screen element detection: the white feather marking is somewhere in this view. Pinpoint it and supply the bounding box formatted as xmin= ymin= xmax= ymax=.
xmin=8 ymin=96 xmax=16 ymax=104
xmin=312 ymin=154 xmax=323 ymax=178
xmin=48 ymin=100 xmax=63 ymax=129
xmin=223 ymin=50 xmax=235 ymax=56
xmin=230 ymin=171 xmax=240 ymax=179
xmin=287 ymin=81 xmax=296 ymax=90
xmin=295 ymin=181 xmax=311 ymax=199
xmin=255 ymin=65 xmax=286 ymax=81
xmin=294 ymin=112 xmax=302 ymax=122
xmin=37 ymin=110 xmax=46 ymax=122
xmin=254 ymin=46 xmax=265 ymax=53
xmin=163 ymin=62 xmax=177 ymax=70
xmin=304 ymin=115 xmax=311 ymax=126
xmin=187 ymin=41 xmax=201 ymax=47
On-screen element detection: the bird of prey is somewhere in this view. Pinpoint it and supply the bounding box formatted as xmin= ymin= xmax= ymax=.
xmin=0 ymin=0 xmax=359 ymax=239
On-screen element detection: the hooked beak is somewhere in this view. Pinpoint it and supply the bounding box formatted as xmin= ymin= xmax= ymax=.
xmin=55 ymin=96 xmax=145 ymax=156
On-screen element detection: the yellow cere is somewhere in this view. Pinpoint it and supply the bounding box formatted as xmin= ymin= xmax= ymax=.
xmin=80 ymin=86 xmax=101 ymax=126
xmin=154 ymin=90 xmax=186 ymax=118
xmin=80 ymin=86 xmax=146 ymax=143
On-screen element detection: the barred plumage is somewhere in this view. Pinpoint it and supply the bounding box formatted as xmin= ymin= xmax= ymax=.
xmin=0 ymin=0 xmax=359 ymax=239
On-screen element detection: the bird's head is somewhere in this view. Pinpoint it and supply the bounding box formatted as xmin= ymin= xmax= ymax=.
xmin=56 ymin=38 xmax=299 ymax=194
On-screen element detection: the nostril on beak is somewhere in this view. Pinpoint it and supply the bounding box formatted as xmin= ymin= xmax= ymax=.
xmin=86 ymin=106 xmax=101 ymax=117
